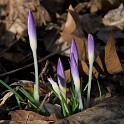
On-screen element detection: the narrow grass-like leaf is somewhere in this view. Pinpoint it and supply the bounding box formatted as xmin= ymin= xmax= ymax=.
xmin=97 ymin=80 xmax=102 ymax=101
xmin=0 ymin=80 xmax=24 ymax=102
xmin=15 ymin=95 xmax=22 ymax=109
xmin=60 ymin=93 xmax=71 ymax=117
xmin=70 ymin=89 xmax=78 ymax=113
xmin=19 ymin=87 xmax=36 ymax=104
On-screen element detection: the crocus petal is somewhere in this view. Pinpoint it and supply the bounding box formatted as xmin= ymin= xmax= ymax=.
xmin=70 ymin=38 xmax=78 ymax=64
xmin=57 ymin=58 xmax=66 ymax=96
xmin=28 ymin=10 xmax=37 ymax=51
xmin=88 ymin=34 xmax=94 ymax=65
xmin=48 ymin=78 xmax=61 ymax=99
xmin=70 ymin=53 xmax=80 ymax=90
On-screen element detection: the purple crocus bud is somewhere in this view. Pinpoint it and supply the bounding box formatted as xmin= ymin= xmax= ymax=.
xmin=48 ymin=78 xmax=61 ymax=99
xmin=88 ymin=34 xmax=94 ymax=65
xmin=70 ymin=53 xmax=83 ymax=110
xmin=70 ymin=38 xmax=78 ymax=65
xmin=70 ymin=53 xmax=80 ymax=91
xmin=57 ymin=58 xmax=66 ymax=98
xmin=28 ymin=10 xmax=37 ymax=51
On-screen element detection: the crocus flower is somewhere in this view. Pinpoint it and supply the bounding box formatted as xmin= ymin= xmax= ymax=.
xmin=28 ymin=10 xmax=39 ymax=103
xmin=88 ymin=34 xmax=94 ymax=65
xmin=57 ymin=58 xmax=66 ymax=99
xmin=70 ymin=53 xmax=83 ymax=110
xmin=87 ymin=34 xmax=95 ymax=108
xmin=28 ymin=10 xmax=37 ymax=52
xmin=48 ymin=77 xmax=70 ymax=115
xmin=70 ymin=38 xmax=78 ymax=65
xmin=48 ymin=78 xmax=61 ymax=99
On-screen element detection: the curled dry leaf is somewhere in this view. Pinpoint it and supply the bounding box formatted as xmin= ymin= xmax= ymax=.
xmin=60 ymin=5 xmax=87 ymax=61
xmin=10 ymin=110 xmax=58 ymax=123
xmin=103 ymin=4 xmax=124 ymax=30
xmin=0 ymin=91 xmax=13 ymax=107
xmin=93 ymin=33 xmax=123 ymax=77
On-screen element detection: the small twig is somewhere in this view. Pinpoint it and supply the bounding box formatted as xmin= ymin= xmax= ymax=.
xmin=39 ymin=60 xmax=49 ymax=83
xmin=39 ymin=91 xmax=53 ymax=109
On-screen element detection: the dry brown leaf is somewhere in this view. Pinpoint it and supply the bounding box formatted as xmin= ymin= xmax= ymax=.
xmin=12 ymin=80 xmax=48 ymax=96
xmin=61 ymin=5 xmax=87 ymax=60
xmin=80 ymin=60 xmax=89 ymax=76
xmin=1 ymin=0 xmax=51 ymax=47
xmin=93 ymin=33 xmax=123 ymax=77
xmin=0 ymin=120 xmax=52 ymax=124
xmin=102 ymin=4 xmax=124 ymax=30
xmin=65 ymin=69 xmax=70 ymax=81
xmin=0 ymin=91 xmax=13 ymax=107
xmin=10 ymin=110 xmax=57 ymax=123
xmin=90 ymin=1 xmax=101 ymax=13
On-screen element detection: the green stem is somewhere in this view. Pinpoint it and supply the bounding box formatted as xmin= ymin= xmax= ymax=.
xmin=87 ymin=63 xmax=93 ymax=108
xmin=97 ymin=80 xmax=102 ymax=101
xmin=78 ymin=92 xmax=83 ymax=110
xmin=32 ymin=50 xmax=39 ymax=103
xmin=64 ymin=103 xmax=70 ymax=116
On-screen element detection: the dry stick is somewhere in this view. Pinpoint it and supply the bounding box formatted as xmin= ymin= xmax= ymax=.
xmin=39 ymin=60 xmax=49 ymax=83
xmin=0 ymin=47 xmax=69 ymax=77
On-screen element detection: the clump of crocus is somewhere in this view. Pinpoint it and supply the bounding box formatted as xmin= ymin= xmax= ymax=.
xmin=87 ymin=34 xmax=95 ymax=108
xmin=70 ymin=38 xmax=83 ymax=110
xmin=28 ymin=10 xmax=39 ymax=103
xmin=48 ymin=38 xmax=84 ymax=116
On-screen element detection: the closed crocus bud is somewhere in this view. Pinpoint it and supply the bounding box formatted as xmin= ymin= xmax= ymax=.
xmin=70 ymin=38 xmax=78 ymax=64
xmin=48 ymin=78 xmax=61 ymax=99
xmin=57 ymin=58 xmax=66 ymax=99
xmin=28 ymin=10 xmax=37 ymax=51
xmin=70 ymin=53 xmax=80 ymax=92
xmin=28 ymin=10 xmax=39 ymax=103
xmin=88 ymin=34 xmax=94 ymax=65
xmin=87 ymin=34 xmax=95 ymax=108
xmin=70 ymin=53 xmax=83 ymax=110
